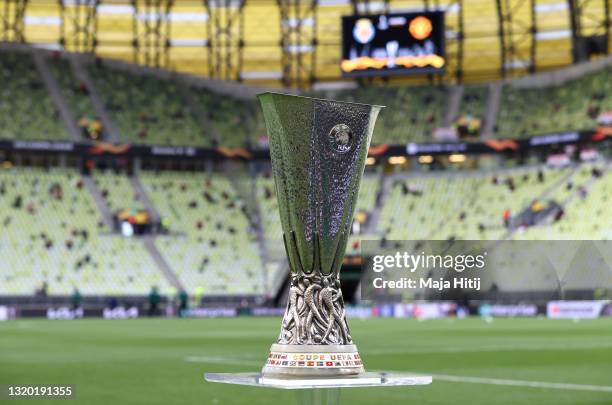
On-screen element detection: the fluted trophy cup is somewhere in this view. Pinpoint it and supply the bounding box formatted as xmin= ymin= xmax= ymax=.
xmin=258 ymin=92 xmax=382 ymax=377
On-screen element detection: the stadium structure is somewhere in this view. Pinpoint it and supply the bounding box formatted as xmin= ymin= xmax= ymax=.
xmin=0 ymin=2 xmax=611 ymax=403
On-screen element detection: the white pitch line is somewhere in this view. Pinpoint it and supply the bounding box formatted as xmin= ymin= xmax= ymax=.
xmin=427 ymin=373 xmax=612 ymax=393
xmin=186 ymin=355 xmax=612 ymax=393
xmin=365 ymin=342 xmax=612 ymax=355
xmin=185 ymin=355 xmax=262 ymax=367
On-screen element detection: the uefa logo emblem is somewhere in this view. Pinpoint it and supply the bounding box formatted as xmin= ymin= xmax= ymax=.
xmin=328 ymin=124 xmax=353 ymax=154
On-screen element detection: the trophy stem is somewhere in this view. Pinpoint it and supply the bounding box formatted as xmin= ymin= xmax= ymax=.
xmin=262 ymin=274 xmax=364 ymax=377
xmin=279 ymin=274 xmax=352 ymax=346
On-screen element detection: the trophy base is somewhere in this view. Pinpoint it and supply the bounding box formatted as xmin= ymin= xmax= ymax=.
xmin=262 ymin=344 xmax=364 ymax=377
xmin=205 ymin=372 xmax=432 ymax=405
xmin=205 ymin=371 xmax=432 ymax=389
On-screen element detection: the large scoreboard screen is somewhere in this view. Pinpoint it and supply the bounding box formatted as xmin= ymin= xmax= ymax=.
xmin=341 ymin=11 xmax=445 ymax=77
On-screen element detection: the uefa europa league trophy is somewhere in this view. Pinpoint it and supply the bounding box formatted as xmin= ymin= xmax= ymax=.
xmin=205 ymin=93 xmax=431 ymax=393
xmin=258 ymin=92 xmax=382 ymax=377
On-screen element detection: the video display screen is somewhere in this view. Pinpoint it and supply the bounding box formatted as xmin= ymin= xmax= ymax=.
xmin=341 ymin=11 xmax=446 ymax=77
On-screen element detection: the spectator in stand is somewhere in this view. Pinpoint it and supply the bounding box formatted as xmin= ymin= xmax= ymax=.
xmin=264 ymin=186 xmax=273 ymax=199
xmin=503 ymin=208 xmax=511 ymax=228
xmin=77 ymin=117 xmax=103 ymax=140
xmin=531 ymin=200 xmax=545 ymax=212
xmin=554 ymin=207 xmax=565 ymax=222
xmin=592 ymin=167 xmax=602 ymax=178
xmin=88 ymin=118 xmax=103 ymax=140
xmin=12 ymin=195 xmax=22 ymax=209
xmin=148 ymin=286 xmax=161 ymax=317
xmin=71 ymin=288 xmax=82 ymax=310
xmin=178 ymin=290 xmax=189 ymax=317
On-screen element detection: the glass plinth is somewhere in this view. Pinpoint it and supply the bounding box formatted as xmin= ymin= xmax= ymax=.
xmin=204 ymin=372 xmax=432 ymax=390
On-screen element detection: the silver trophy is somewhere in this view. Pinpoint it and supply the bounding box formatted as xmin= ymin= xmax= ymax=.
xmin=205 ymin=93 xmax=431 ymax=393
xmin=258 ymin=92 xmax=382 ymax=377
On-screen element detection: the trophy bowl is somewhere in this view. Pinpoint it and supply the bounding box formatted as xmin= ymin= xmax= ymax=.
xmin=257 ymin=92 xmax=383 ymax=377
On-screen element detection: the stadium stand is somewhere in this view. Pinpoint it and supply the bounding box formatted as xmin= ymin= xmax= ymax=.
xmin=380 ymin=174 xmax=475 ymax=240
xmin=458 ymin=86 xmax=488 ymax=120
xmin=336 ymin=85 xmax=448 ymax=144
xmin=191 ymin=88 xmax=264 ymax=148
xmin=255 ymin=174 xmax=282 ymax=254
xmin=87 ymin=63 xmax=210 ymax=147
xmin=515 ymin=162 xmax=611 ymax=240
xmin=140 ymin=170 xmax=266 ymax=295
xmin=1 ymin=46 xmax=608 ymax=148
xmin=92 ymin=170 xmax=145 ymax=214
xmin=0 ymin=52 xmax=67 ymax=141
xmin=454 ymin=85 xmax=488 ymax=137
xmin=3 ymin=161 xmax=606 ymax=297
xmin=46 ymin=56 xmax=100 ymax=139
xmin=495 ymin=66 xmax=612 ymax=138
xmin=355 ymin=175 xmax=380 ymax=214
xmin=379 ymin=165 xmax=575 ymax=241
xmin=0 ymin=167 xmax=169 ymax=295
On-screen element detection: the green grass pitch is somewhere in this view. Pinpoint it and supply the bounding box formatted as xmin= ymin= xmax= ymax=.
xmin=1 ymin=317 xmax=611 ymax=404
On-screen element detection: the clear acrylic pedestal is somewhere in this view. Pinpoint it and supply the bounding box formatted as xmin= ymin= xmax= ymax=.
xmin=205 ymin=372 xmax=432 ymax=405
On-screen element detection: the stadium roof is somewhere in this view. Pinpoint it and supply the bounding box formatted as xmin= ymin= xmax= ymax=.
xmin=2 ymin=0 xmax=610 ymax=87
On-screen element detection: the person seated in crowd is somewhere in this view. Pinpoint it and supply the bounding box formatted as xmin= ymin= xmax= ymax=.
xmin=502 ymin=208 xmax=510 ymax=227
xmin=531 ymin=200 xmax=544 ymax=212
xmin=78 ymin=117 xmax=103 ymax=140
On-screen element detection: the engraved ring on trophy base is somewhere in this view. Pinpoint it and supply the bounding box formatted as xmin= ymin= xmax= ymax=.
xmin=262 ymin=344 xmax=364 ymax=377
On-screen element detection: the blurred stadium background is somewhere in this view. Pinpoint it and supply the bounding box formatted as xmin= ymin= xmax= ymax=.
xmin=0 ymin=1 xmax=611 ymax=404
